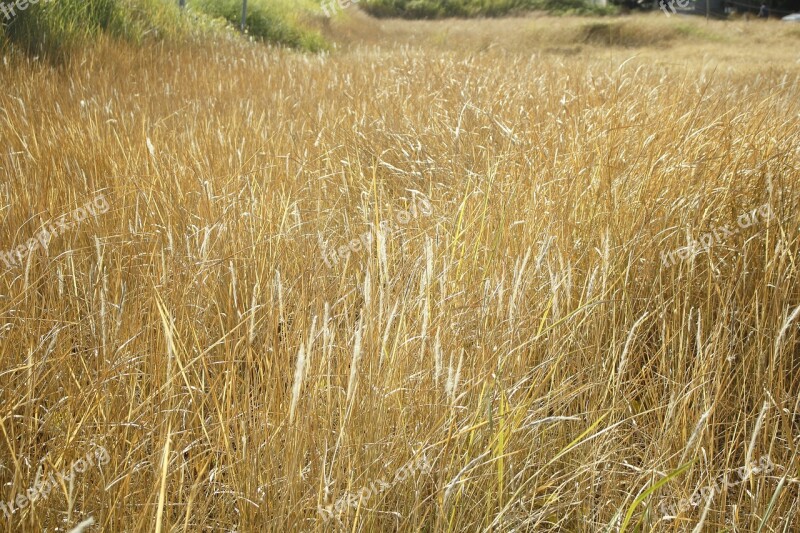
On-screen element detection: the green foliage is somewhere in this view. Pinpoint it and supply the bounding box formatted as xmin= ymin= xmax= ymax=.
xmin=359 ymin=0 xmax=618 ymax=18
xmin=194 ymin=0 xmax=328 ymax=51
xmin=0 ymin=0 xmax=327 ymax=62
xmin=0 ymin=0 xmax=189 ymax=61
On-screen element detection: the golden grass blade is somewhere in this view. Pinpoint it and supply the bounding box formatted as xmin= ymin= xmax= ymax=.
xmin=618 ymin=461 xmax=694 ymax=533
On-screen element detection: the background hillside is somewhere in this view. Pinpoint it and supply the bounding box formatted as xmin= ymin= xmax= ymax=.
xmin=0 ymin=0 xmax=633 ymax=60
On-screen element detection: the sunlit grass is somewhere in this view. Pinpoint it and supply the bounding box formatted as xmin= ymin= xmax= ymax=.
xmin=0 ymin=12 xmax=799 ymax=532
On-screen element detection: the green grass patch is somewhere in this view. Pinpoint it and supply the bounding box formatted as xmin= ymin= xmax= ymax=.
xmin=194 ymin=0 xmax=328 ymax=51
xmin=0 ymin=0 xmax=195 ymax=61
xmin=0 ymin=0 xmax=327 ymax=62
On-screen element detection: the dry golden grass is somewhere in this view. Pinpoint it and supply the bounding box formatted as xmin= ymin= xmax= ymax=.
xmin=1 ymin=12 xmax=800 ymax=532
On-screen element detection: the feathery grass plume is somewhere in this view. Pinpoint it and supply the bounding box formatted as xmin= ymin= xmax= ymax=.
xmin=306 ymin=315 xmax=318 ymax=359
xmin=692 ymin=489 xmax=714 ymax=533
xmin=443 ymin=449 xmax=492 ymax=506
xmin=419 ymin=284 xmax=429 ymax=359
xmin=345 ymin=317 xmax=364 ymax=408
xmin=95 ymin=235 xmax=107 ymax=356
xmin=774 ymin=305 xmax=800 ymax=356
xmin=445 ymin=348 xmax=464 ymax=404
xmin=495 ymin=274 xmax=506 ymax=321
xmin=362 ymin=269 xmax=371 ymax=318
xmin=229 ymin=260 xmax=239 ymax=316
xmin=248 ymin=278 xmax=260 ymax=344
xmin=377 ymin=221 xmax=389 ymax=283
xmin=679 ymin=408 xmax=712 ymax=466
xmin=379 ymin=300 xmax=399 ymax=370
xmin=67 ymin=516 xmax=95 ymax=533
xmin=424 ymin=237 xmax=434 ymax=289
xmin=508 ymin=246 xmax=530 ymax=325
xmin=546 ymin=258 xmax=560 ymax=322
xmin=600 ymin=228 xmax=610 ymax=295
xmin=482 ymin=278 xmax=491 ymax=319
xmin=615 ymin=312 xmax=649 ymax=391
xmin=289 ymin=344 xmax=306 ymax=424
xmin=534 ymin=235 xmax=552 ymax=273
xmin=746 ymin=400 xmax=770 ymax=472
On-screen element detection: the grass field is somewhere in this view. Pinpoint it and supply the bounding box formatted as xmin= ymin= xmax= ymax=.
xmin=1 ymin=8 xmax=800 ymax=532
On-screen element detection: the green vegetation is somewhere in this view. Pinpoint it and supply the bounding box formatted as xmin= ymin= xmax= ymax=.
xmin=0 ymin=0 xmax=191 ymax=61
xmin=0 ymin=0 xmax=327 ymax=61
xmin=0 ymin=0 xmax=627 ymax=63
xmin=359 ymin=0 xmax=618 ymax=18
xmin=194 ymin=0 xmax=327 ymax=52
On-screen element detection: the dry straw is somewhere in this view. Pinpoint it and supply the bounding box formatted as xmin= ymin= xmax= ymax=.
xmin=0 ymin=13 xmax=799 ymax=532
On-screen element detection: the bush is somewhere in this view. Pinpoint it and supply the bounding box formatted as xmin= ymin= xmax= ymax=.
xmin=0 ymin=0 xmax=189 ymax=61
xmin=0 ymin=0 xmax=327 ymax=62
xmin=194 ymin=0 xmax=328 ymax=51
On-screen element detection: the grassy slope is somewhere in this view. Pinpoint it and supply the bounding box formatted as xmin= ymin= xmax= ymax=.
xmin=0 ymin=0 xmax=192 ymax=60
xmin=0 ymin=0 xmax=328 ymax=59
xmin=0 ymin=0 xmax=627 ymax=63
xmin=193 ymin=0 xmax=328 ymax=51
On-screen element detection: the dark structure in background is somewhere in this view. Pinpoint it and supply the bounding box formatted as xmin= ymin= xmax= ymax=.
xmin=628 ymin=0 xmax=800 ymax=15
xmin=709 ymin=0 xmax=800 ymax=15
xmin=693 ymin=0 xmax=725 ymax=15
